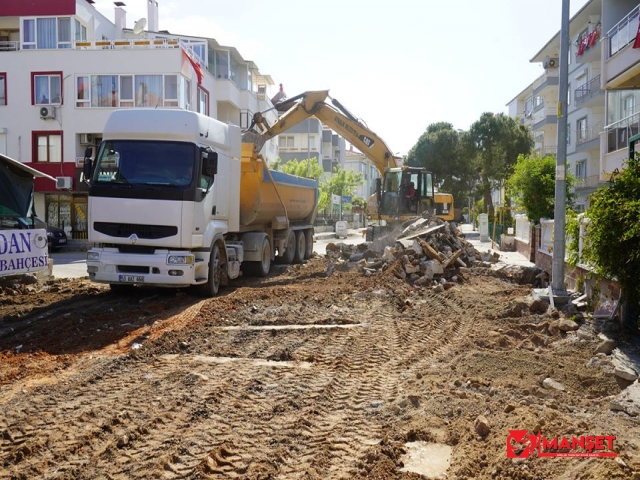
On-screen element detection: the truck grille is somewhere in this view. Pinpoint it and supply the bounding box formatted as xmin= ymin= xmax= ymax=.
xmin=93 ymin=222 xmax=178 ymax=239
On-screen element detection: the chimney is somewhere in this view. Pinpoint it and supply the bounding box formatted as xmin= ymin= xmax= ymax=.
xmin=114 ymin=2 xmax=126 ymax=32
xmin=147 ymin=0 xmax=159 ymax=32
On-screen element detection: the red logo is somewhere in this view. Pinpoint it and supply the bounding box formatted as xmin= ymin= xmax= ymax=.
xmin=507 ymin=430 xmax=617 ymax=458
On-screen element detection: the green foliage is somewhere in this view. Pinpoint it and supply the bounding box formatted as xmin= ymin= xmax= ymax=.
xmin=317 ymin=166 xmax=363 ymax=211
xmin=565 ymin=208 xmax=580 ymax=267
xmin=276 ymin=157 xmax=323 ymax=179
xmin=465 ymin=113 xmax=534 ymax=214
xmin=582 ymin=156 xmax=640 ymax=308
xmin=405 ymin=123 xmax=471 ymax=208
xmin=506 ymin=154 xmax=575 ymax=223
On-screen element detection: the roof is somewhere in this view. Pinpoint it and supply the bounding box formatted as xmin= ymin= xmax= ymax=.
xmin=0 ymin=153 xmax=56 ymax=181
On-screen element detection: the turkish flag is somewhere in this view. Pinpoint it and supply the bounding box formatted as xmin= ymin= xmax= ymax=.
xmin=577 ymin=37 xmax=587 ymax=56
xmin=633 ymin=15 xmax=640 ymax=49
xmin=182 ymin=49 xmax=203 ymax=84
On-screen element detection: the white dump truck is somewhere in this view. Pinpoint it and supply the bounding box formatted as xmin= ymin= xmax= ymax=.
xmin=84 ymin=109 xmax=318 ymax=296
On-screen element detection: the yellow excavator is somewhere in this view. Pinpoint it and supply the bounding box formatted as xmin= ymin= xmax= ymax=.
xmin=243 ymin=90 xmax=441 ymax=240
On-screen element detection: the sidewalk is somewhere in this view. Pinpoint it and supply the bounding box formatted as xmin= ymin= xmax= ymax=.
xmin=458 ymin=223 xmax=535 ymax=267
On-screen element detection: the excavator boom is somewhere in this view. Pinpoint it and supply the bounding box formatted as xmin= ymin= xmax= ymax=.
xmin=247 ymin=90 xmax=397 ymax=175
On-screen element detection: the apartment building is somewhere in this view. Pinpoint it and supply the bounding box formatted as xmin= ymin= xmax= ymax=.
xmin=507 ymin=0 xmax=604 ymax=212
xmin=343 ymin=144 xmax=381 ymax=202
xmin=508 ymin=0 xmax=640 ymax=212
xmin=0 ymin=0 xmax=278 ymax=241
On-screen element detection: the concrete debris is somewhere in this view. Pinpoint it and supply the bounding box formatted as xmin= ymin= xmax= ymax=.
xmin=324 ymin=218 xmax=545 ymax=290
xmin=610 ymin=380 xmax=640 ymax=417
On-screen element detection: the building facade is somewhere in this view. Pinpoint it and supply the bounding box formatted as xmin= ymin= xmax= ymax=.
xmin=508 ymin=0 xmax=640 ymax=213
xmin=0 ymin=0 xmax=278 ymax=241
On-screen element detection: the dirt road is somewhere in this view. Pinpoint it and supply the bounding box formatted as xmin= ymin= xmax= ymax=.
xmin=1 ymin=246 xmax=639 ymax=479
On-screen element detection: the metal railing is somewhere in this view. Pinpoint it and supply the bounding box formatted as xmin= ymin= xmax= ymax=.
xmin=575 ymin=174 xmax=602 ymax=189
xmin=576 ymin=122 xmax=603 ymax=145
xmin=605 ymin=111 xmax=640 ymax=152
xmin=0 ymin=41 xmax=19 ymax=51
xmin=574 ymin=75 xmax=602 ymax=107
xmin=607 ymin=4 xmax=640 ymax=58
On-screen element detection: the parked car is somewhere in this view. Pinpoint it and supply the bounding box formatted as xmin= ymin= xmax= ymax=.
xmin=11 ymin=216 xmax=68 ymax=250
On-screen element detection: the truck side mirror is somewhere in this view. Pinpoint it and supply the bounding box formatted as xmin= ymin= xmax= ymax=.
xmin=82 ymin=146 xmax=93 ymax=182
xmin=202 ymin=149 xmax=218 ymax=177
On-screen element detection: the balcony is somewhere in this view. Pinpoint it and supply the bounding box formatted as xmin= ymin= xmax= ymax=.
xmin=575 ymin=174 xmax=603 ymax=191
xmin=576 ymin=122 xmax=603 ymax=153
xmin=605 ymin=112 xmax=640 ymax=153
xmin=604 ymin=4 xmax=640 ymax=88
xmin=574 ymin=75 xmax=603 ymax=109
xmin=532 ymin=107 xmax=558 ymax=129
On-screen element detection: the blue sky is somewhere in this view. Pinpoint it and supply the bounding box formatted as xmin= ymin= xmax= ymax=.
xmin=93 ymin=0 xmax=588 ymax=155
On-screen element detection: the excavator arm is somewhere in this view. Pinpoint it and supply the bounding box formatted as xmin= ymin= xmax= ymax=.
xmin=246 ymin=90 xmax=397 ymax=174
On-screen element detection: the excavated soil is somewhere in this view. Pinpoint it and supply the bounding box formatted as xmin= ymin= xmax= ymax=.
xmin=0 ymin=252 xmax=639 ymax=479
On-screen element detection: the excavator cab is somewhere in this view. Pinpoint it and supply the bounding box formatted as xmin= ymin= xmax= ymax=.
xmin=377 ymin=167 xmax=434 ymax=219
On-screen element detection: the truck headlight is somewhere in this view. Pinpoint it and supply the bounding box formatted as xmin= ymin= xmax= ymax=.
xmin=87 ymin=251 xmax=100 ymax=261
xmin=167 ymin=254 xmax=194 ymax=265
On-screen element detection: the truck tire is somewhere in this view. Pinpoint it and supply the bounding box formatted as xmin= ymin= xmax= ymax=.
xmin=242 ymin=236 xmax=272 ymax=277
xmin=277 ymin=230 xmax=296 ymax=264
xmin=293 ymin=230 xmax=305 ymax=264
xmin=303 ymin=229 xmax=313 ymax=259
xmin=366 ymin=225 xmax=386 ymax=242
xmin=197 ymin=243 xmax=221 ymax=297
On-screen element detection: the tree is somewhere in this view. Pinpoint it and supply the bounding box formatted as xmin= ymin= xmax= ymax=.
xmin=466 ymin=113 xmax=533 ymax=215
xmin=580 ymin=156 xmax=640 ymax=330
xmin=317 ymin=166 xmax=363 ymax=212
xmin=405 ymin=122 xmax=471 ymax=208
xmin=270 ymin=157 xmax=323 ymax=179
xmin=506 ymin=154 xmax=575 ymax=223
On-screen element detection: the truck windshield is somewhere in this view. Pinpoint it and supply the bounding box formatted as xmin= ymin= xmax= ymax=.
xmin=92 ymin=140 xmax=197 ymax=187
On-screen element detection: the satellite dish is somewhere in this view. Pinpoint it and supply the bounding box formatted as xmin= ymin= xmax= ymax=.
xmin=133 ymin=18 xmax=147 ymax=35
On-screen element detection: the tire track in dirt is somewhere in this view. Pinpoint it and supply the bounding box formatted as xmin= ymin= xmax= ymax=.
xmin=1 ymin=286 xmax=476 ymax=479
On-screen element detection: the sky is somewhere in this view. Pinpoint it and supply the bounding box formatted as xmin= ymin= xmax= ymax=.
xmin=92 ymin=0 xmax=589 ymax=156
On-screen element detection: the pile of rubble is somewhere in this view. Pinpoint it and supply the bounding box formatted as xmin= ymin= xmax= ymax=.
xmin=324 ymin=217 xmax=544 ymax=289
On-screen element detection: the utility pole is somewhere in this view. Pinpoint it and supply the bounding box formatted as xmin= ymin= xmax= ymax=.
xmin=552 ymin=0 xmax=570 ymax=296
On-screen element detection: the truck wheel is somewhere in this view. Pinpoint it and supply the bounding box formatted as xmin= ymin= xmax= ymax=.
xmin=277 ymin=230 xmax=296 ymax=264
xmin=303 ymin=229 xmax=313 ymax=259
xmin=242 ymin=236 xmax=271 ymax=277
xmin=293 ymin=230 xmax=305 ymax=264
xmin=198 ymin=243 xmax=221 ymax=297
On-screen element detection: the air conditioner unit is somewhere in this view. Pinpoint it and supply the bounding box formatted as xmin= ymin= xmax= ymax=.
xmin=40 ymin=106 xmax=56 ymax=120
xmin=543 ymin=56 xmax=559 ymax=69
xmin=80 ymin=133 xmax=94 ymax=145
xmin=56 ymin=176 xmax=73 ymax=190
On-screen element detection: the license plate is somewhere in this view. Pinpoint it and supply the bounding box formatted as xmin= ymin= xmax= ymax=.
xmin=119 ymin=275 xmax=144 ymax=283
xmin=59 ymin=238 xmax=67 ymax=244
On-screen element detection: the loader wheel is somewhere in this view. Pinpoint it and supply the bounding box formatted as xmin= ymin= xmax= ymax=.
xmin=293 ymin=230 xmax=305 ymax=264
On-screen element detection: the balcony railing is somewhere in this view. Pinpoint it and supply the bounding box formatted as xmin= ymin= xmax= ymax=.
xmin=0 ymin=41 xmax=19 ymax=51
xmin=575 ymin=175 xmax=602 ymax=190
xmin=574 ymin=75 xmax=602 ymax=107
xmin=576 ymin=122 xmax=603 ymax=145
xmin=607 ymin=4 xmax=640 ymax=59
xmin=605 ymin=111 xmax=640 ymax=152
xmin=75 ymin=38 xmax=183 ymax=50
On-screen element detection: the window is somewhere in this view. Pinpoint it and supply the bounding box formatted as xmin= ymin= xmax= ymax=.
xmin=22 ymin=17 xmax=75 ymax=49
xmin=164 ymin=75 xmax=178 ymax=107
xmin=623 ymin=95 xmax=635 ymax=119
xmin=33 ymin=132 xmax=62 ymax=163
xmin=533 ymin=96 xmax=544 ymax=110
xmin=184 ymin=79 xmax=191 ymax=110
xmin=197 ymin=86 xmax=209 ymax=115
xmin=577 ymin=116 xmax=588 ymax=143
xmin=74 ymin=19 xmax=87 ymax=42
xmin=214 ymin=50 xmax=229 ymax=78
xmin=567 ymin=83 xmax=571 ymax=106
xmin=0 ymin=73 xmax=6 ymax=106
xmin=75 ymin=74 xmax=180 ymax=108
xmin=576 ymin=160 xmax=586 ymax=179
xmin=279 ymin=136 xmax=294 ymax=149
xmin=33 ymin=72 xmax=62 ymax=105
xmin=240 ymin=109 xmax=253 ymax=129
